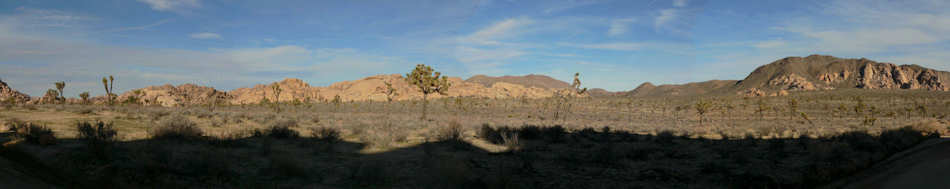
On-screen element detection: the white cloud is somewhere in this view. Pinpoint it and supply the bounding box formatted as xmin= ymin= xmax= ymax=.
xmin=753 ymin=39 xmax=786 ymax=49
xmin=673 ymin=0 xmax=688 ymax=7
xmin=106 ymin=19 xmax=172 ymax=32
xmin=460 ymin=18 xmax=533 ymax=45
xmin=778 ymin=0 xmax=950 ymax=54
xmin=655 ymin=9 xmax=678 ymax=30
xmin=454 ymin=46 xmax=525 ymax=63
xmin=138 ymin=0 xmax=200 ymax=12
xmin=607 ymin=18 xmax=635 ymax=36
xmin=0 ymin=15 xmax=407 ymax=96
xmin=560 ymin=42 xmax=644 ymax=51
xmin=190 ymin=32 xmax=221 ymax=39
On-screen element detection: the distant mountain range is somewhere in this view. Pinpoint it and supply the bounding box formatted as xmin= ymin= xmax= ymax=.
xmin=1 ymin=55 xmax=947 ymax=106
xmin=628 ymin=54 xmax=949 ymax=97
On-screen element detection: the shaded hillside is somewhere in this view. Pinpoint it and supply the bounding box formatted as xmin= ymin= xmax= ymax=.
xmin=629 ymin=55 xmax=950 ymax=97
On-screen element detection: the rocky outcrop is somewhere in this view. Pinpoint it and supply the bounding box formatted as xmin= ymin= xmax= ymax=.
xmin=768 ymin=74 xmax=817 ymax=91
xmin=0 ymin=80 xmax=30 ymax=103
xmin=858 ymin=63 xmax=947 ymax=91
xmin=117 ymin=84 xmax=229 ymax=107
xmin=738 ymin=88 xmax=767 ymax=97
xmin=120 ymin=74 xmax=580 ymax=107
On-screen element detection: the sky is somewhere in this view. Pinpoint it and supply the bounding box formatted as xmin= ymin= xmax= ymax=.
xmin=1 ymin=0 xmax=949 ymax=97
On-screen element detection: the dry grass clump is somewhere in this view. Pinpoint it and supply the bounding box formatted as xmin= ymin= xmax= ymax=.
xmin=149 ymin=115 xmax=204 ymax=140
xmin=76 ymin=121 xmax=117 ymax=144
xmin=432 ymin=120 xmax=464 ymax=142
xmin=309 ymin=127 xmax=341 ymax=142
xmin=8 ymin=121 xmax=56 ymax=145
xmin=254 ymin=118 xmax=300 ymax=139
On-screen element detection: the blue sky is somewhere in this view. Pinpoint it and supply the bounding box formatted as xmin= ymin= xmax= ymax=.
xmin=1 ymin=0 xmax=949 ymax=96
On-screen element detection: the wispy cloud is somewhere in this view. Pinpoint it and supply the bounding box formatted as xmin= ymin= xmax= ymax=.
xmin=778 ymin=0 xmax=950 ymax=54
xmin=190 ymin=32 xmax=222 ymax=39
xmin=459 ymin=18 xmax=533 ymax=45
xmin=105 ymin=19 xmax=172 ymax=32
xmin=654 ymin=9 xmax=678 ymax=31
xmin=138 ymin=0 xmax=200 ymax=12
xmin=607 ymin=18 xmax=635 ymax=36
xmin=673 ymin=0 xmax=688 ymax=7
xmin=753 ymin=39 xmax=786 ymax=49
xmin=543 ymin=0 xmax=603 ymax=14
xmin=559 ymin=42 xmax=644 ymax=51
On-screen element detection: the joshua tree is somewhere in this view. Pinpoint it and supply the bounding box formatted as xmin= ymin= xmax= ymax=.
xmin=695 ymin=99 xmax=712 ymax=126
xmin=102 ymin=76 xmax=115 ymax=106
xmin=405 ymin=64 xmax=451 ymax=120
xmin=383 ymin=81 xmax=398 ymax=102
xmin=271 ymin=84 xmax=282 ymax=113
xmin=54 ymin=81 xmax=65 ymax=104
xmin=45 ymin=89 xmax=59 ymax=104
xmin=554 ymin=73 xmax=588 ymax=121
xmin=79 ymin=92 xmax=90 ymax=105
xmin=207 ymin=90 xmax=219 ymax=112
xmin=786 ymin=98 xmax=798 ymax=120
xmin=570 ymin=72 xmax=588 ymax=95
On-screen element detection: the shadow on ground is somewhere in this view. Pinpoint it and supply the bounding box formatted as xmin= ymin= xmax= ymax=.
xmin=0 ymin=124 xmax=940 ymax=189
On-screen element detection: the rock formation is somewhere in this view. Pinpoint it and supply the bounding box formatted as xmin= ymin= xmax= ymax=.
xmin=0 ymin=80 xmax=31 ymax=103
xmin=116 ymin=84 xmax=229 ymax=107
xmin=119 ymin=74 xmax=580 ymax=107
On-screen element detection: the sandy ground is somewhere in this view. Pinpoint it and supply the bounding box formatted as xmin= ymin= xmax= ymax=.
xmin=841 ymin=136 xmax=950 ymax=189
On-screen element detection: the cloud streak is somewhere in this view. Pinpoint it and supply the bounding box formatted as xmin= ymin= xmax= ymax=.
xmin=190 ymin=32 xmax=221 ymax=39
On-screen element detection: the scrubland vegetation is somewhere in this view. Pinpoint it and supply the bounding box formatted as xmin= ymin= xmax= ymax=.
xmin=0 ymin=89 xmax=948 ymax=188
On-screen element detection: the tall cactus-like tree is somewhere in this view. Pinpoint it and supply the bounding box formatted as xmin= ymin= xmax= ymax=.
xmin=102 ymin=76 xmax=115 ymax=106
xmin=570 ymin=72 xmax=588 ymax=95
xmin=45 ymin=89 xmax=59 ymax=104
xmin=695 ymin=99 xmax=712 ymax=127
xmin=79 ymin=92 xmax=90 ymax=105
xmin=271 ymin=83 xmax=282 ymax=113
xmin=54 ymin=81 xmax=65 ymax=104
xmin=405 ymin=64 xmax=451 ymax=120
xmin=383 ymin=81 xmax=398 ymax=102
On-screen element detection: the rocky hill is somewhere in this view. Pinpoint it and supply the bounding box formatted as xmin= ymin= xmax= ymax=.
xmin=112 ymin=74 xmax=579 ymax=107
xmin=466 ymin=74 xmax=571 ymax=89
xmin=629 ymin=55 xmax=950 ymax=97
xmin=116 ymin=84 xmax=229 ymax=107
xmin=0 ymin=80 xmax=30 ymax=103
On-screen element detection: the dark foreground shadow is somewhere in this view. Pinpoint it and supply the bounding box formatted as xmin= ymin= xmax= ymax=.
xmin=0 ymin=125 xmax=940 ymax=189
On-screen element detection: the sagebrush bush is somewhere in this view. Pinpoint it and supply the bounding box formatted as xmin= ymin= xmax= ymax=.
xmin=310 ymin=127 xmax=341 ymax=142
xmin=9 ymin=121 xmax=56 ymax=145
xmin=258 ymin=118 xmax=300 ymax=139
xmin=434 ymin=120 xmax=464 ymax=141
xmin=76 ymin=120 xmax=117 ymax=144
xmin=150 ymin=115 xmax=203 ymax=140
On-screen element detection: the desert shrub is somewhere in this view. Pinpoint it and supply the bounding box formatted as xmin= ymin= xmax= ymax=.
xmin=434 ymin=120 xmax=464 ymax=141
xmin=501 ymin=131 xmax=521 ymax=152
xmin=9 ymin=122 xmax=56 ymax=145
xmin=310 ymin=127 xmax=341 ymax=142
xmin=478 ymin=124 xmax=501 ymax=143
xmin=259 ymin=118 xmax=300 ymax=139
xmin=76 ymin=121 xmax=117 ymax=144
xmin=150 ymin=115 xmax=203 ymax=140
